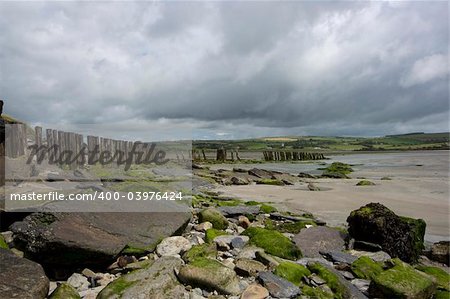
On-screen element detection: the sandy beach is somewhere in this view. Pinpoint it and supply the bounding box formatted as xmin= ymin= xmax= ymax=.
xmin=215 ymin=151 xmax=450 ymax=242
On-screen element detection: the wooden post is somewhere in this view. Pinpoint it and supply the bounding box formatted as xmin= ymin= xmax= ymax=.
xmin=35 ymin=126 xmax=42 ymax=148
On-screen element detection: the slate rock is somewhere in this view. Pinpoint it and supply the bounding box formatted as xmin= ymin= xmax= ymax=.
xmin=293 ymin=226 xmax=347 ymax=258
xmin=0 ymin=248 xmax=49 ymax=299
xmin=321 ymin=250 xmax=358 ymax=264
xmin=217 ymin=206 xmax=261 ymax=217
xmin=257 ymin=271 xmax=301 ymax=298
xmin=235 ymin=258 xmax=266 ymax=277
xmin=10 ymin=211 xmax=191 ymax=277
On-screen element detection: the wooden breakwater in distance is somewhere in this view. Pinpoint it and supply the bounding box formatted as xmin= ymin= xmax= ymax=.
xmin=191 ymin=148 xmax=241 ymax=161
xmin=263 ymin=151 xmax=325 ymax=161
xmin=6 ymin=125 xmax=189 ymax=169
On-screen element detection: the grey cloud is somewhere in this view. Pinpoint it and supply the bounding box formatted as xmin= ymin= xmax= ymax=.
xmin=0 ymin=1 xmax=448 ymax=139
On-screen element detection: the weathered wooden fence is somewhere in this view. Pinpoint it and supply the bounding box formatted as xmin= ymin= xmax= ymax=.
xmin=6 ymin=125 xmax=189 ymax=169
xmin=191 ymin=148 xmax=241 ymax=162
xmin=262 ymin=151 xmax=325 ymax=161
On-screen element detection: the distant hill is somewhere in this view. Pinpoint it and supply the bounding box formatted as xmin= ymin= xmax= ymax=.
xmin=193 ymin=132 xmax=450 ymax=152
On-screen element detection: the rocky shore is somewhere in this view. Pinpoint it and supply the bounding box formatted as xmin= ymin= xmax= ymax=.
xmin=1 ymin=162 xmax=449 ymax=299
xmin=1 ymin=186 xmax=449 ymax=298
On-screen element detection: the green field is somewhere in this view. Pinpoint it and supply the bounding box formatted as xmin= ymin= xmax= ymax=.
xmin=193 ymin=132 xmax=449 ymax=152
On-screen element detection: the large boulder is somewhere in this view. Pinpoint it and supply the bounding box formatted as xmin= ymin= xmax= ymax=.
xmin=0 ymin=248 xmax=49 ymax=299
xmin=369 ymin=259 xmax=436 ymax=299
xmin=97 ymin=256 xmax=185 ymax=299
xmin=293 ymin=226 xmax=347 ymax=258
xmin=347 ymin=203 xmax=425 ymax=263
xmin=10 ymin=211 xmax=191 ymax=277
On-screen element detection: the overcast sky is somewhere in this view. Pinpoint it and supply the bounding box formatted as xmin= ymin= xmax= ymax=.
xmin=0 ymin=1 xmax=448 ymax=140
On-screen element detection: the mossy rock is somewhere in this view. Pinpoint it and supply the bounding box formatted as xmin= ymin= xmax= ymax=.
xmin=97 ymin=256 xmax=183 ymax=299
xmin=274 ymin=261 xmax=311 ymax=285
xmin=435 ymin=290 xmax=450 ymax=299
xmin=49 ymin=283 xmax=80 ymax=299
xmin=178 ymin=257 xmax=241 ymax=295
xmin=380 ymin=177 xmax=392 ymax=180
xmin=356 ymin=180 xmax=376 ymax=186
xmin=347 ymin=202 xmax=426 ymax=263
xmin=302 ymin=285 xmax=334 ymax=299
xmin=307 ymin=262 xmax=352 ymax=299
xmin=369 ymin=258 xmax=436 ymax=299
xmin=0 ymin=235 xmax=8 ymax=250
xmin=242 ymin=227 xmax=301 ymax=260
xmin=199 ymin=208 xmax=229 ymax=230
xmin=256 ymin=179 xmax=285 ymax=186
xmin=205 ymin=229 xmax=229 ymax=243
xmin=245 ymin=201 xmax=260 ymax=206
xmin=182 ymin=244 xmax=217 ymax=263
xmin=351 ymin=256 xmax=383 ymax=280
xmin=416 ymin=265 xmax=450 ymax=291
xmin=260 ymin=204 xmax=277 ymax=214
xmin=321 ymin=162 xmax=353 ymax=178
xmin=274 ymin=221 xmax=317 ymax=234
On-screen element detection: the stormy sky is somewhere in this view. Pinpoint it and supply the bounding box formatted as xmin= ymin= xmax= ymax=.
xmin=0 ymin=1 xmax=448 ymax=140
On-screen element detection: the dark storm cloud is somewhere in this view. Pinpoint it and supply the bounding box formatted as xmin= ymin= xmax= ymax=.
xmin=0 ymin=1 xmax=448 ymax=139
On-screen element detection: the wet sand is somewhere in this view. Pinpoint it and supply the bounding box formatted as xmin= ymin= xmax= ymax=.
xmin=215 ymin=151 xmax=450 ymax=242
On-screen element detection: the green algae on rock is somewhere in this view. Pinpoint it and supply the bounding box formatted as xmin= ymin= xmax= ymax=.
xmin=48 ymin=283 xmax=80 ymax=299
xmin=369 ymin=258 xmax=436 ymax=299
xmin=205 ymin=229 xmax=229 ymax=243
xmin=274 ymin=261 xmax=311 ymax=285
xmin=198 ymin=208 xmax=229 ymax=230
xmin=242 ymin=227 xmax=302 ymax=260
xmin=351 ymin=256 xmax=384 ymax=280
xmin=178 ymin=257 xmax=241 ymax=295
xmin=182 ymin=244 xmax=217 ymax=263
xmin=416 ymin=265 xmax=450 ymax=291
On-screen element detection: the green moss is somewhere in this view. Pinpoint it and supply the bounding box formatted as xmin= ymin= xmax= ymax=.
xmin=260 ymin=204 xmax=278 ymax=214
xmin=256 ymin=179 xmax=285 ymax=186
xmin=97 ymin=276 xmax=137 ymax=298
xmin=190 ymin=257 xmax=224 ymax=270
xmin=48 ymin=283 xmax=81 ymax=299
xmin=183 ymin=244 xmax=217 ymax=263
xmin=121 ymin=238 xmax=163 ymax=255
xmin=205 ymin=229 xmax=229 ymax=243
xmin=242 ymin=227 xmax=302 ymax=260
xmin=274 ymin=262 xmax=311 ymax=285
xmin=380 ymin=177 xmax=392 ymax=180
xmin=307 ymin=262 xmax=348 ymax=299
xmin=0 ymin=235 xmax=8 ymax=250
xmin=416 ymin=266 xmax=450 ymax=291
xmin=435 ymin=290 xmax=450 ymax=299
xmin=356 ymin=180 xmax=376 ymax=186
xmin=351 ymin=256 xmax=384 ymax=280
xmin=199 ymin=208 xmax=229 ymax=230
xmin=400 ymin=216 xmax=426 ymax=256
xmin=302 ymin=285 xmax=334 ymax=299
xmin=245 ymin=200 xmax=260 ymax=206
xmin=321 ymin=162 xmax=353 ymax=174
xmin=371 ymin=258 xmax=435 ymax=298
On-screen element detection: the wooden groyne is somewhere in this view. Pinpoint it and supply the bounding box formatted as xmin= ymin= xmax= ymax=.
xmin=262 ymin=151 xmax=325 ymax=161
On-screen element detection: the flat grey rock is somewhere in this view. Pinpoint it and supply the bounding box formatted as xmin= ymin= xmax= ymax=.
xmin=294 ymin=226 xmax=347 ymax=258
xmin=0 ymin=248 xmax=49 ymax=299
xmin=218 ymin=206 xmax=260 ymax=217
xmin=321 ymin=250 xmax=358 ymax=264
xmin=10 ymin=210 xmax=191 ymax=277
xmin=258 ymin=271 xmax=301 ymax=298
